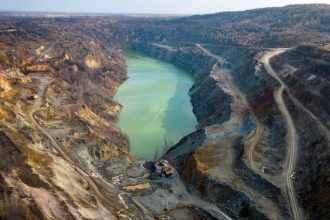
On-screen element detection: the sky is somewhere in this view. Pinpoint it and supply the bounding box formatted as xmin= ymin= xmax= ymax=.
xmin=0 ymin=0 xmax=328 ymax=14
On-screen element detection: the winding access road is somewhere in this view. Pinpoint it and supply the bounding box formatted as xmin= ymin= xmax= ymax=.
xmin=196 ymin=44 xmax=284 ymax=219
xmin=197 ymin=44 xmax=303 ymax=220
xmin=260 ymin=49 xmax=303 ymax=220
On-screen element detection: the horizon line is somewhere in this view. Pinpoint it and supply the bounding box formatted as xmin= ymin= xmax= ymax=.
xmin=0 ymin=3 xmax=328 ymax=17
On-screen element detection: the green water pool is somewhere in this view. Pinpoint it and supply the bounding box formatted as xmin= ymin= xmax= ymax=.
xmin=114 ymin=51 xmax=197 ymax=160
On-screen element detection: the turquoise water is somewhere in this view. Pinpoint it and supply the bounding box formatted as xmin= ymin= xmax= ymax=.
xmin=114 ymin=51 xmax=197 ymax=160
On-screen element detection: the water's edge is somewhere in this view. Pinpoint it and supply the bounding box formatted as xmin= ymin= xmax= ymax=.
xmin=114 ymin=50 xmax=197 ymax=160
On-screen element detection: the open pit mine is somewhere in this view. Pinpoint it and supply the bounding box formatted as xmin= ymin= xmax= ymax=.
xmin=0 ymin=4 xmax=329 ymax=220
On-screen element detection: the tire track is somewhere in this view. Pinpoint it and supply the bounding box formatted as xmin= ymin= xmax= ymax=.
xmin=260 ymin=49 xmax=303 ymax=220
